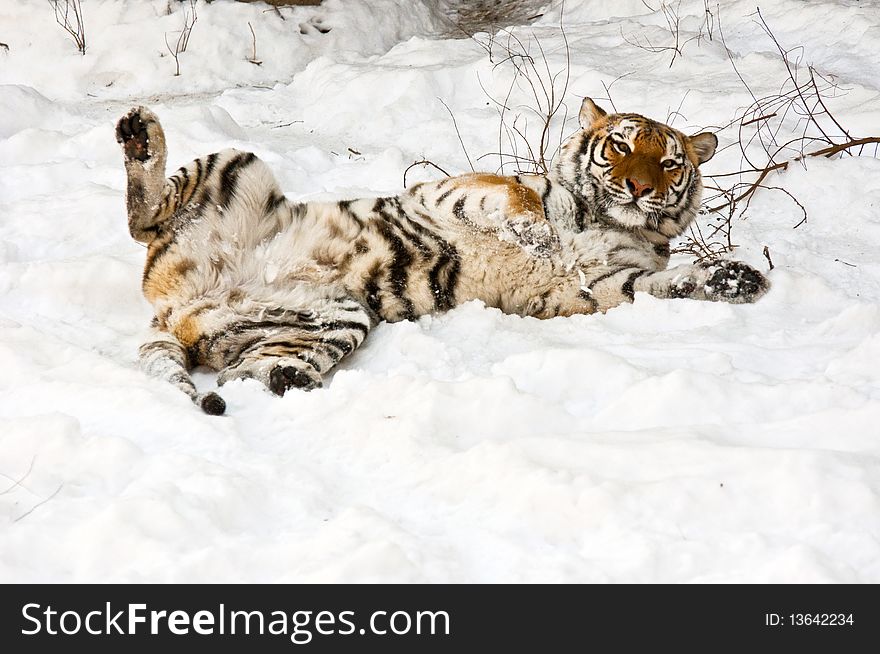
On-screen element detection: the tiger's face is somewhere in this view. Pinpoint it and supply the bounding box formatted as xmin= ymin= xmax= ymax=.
xmin=553 ymin=98 xmax=718 ymax=237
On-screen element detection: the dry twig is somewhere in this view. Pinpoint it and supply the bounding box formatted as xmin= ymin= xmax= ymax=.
xmin=49 ymin=0 xmax=86 ymax=55
xmin=165 ymin=0 xmax=198 ymax=76
xmin=247 ymin=21 xmax=263 ymax=65
xmin=676 ymin=9 xmax=879 ymax=260
xmin=403 ymin=159 xmax=452 ymax=187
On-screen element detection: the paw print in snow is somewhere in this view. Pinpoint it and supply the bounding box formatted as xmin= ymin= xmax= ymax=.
xmin=300 ymin=16 xmax=331 ymax=35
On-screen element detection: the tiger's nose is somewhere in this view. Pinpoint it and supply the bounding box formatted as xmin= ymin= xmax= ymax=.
xmin=626 ymin=178 xmax=653 ymax=198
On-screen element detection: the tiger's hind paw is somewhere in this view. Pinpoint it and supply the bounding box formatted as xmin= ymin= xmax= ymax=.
xmin=116 ymin=106 xmax=164 ymax=163
xmin=218 ymin=356 xmax=323 ymax=396
xmin=269 ymin=364 xmax=323 ymax=396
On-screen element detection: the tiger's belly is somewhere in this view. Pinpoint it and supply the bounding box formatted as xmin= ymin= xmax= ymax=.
xmin=142 ymin=193 xmax=617 ymax=330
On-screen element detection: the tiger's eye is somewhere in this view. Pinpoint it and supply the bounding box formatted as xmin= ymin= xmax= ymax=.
xmin=613 ymin=140 xmax=631 ymax=155
xmin=661 ymin=159 xmax=679 ymax=170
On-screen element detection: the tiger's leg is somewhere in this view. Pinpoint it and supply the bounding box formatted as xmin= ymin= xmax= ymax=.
xmin=214 ymin=297 xmax=373 ymax=396
xmin=409 ymin=173 xmax=560 ymax=257
xmin=583 ymin=259 xmax=769 ymax=312
xmin=139 ymin=327 xmax=227 ymax=415
xmin=116 ymin=107 xmax=173 ymax=243
xmin=634 ymin=260 xmax=769 ymax=304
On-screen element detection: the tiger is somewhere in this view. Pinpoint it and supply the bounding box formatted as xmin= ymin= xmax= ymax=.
xmin=116 ymin=98 xmax=768 ymax=414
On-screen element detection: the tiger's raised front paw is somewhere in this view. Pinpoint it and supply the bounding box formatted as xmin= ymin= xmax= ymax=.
xmin=702 ymin=260 xmax=769 ymax=304
xmin=116 ymin=106 xmax=163 ymax=163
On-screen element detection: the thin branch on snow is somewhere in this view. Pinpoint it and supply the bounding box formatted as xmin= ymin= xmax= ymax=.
xmin=403 ymin=159 xmax=452 ymax=187
xmin=247 ymin=21 xmax=263 ymax=66
xmin=470 ymin=8 xmax=573 ymax=176
xmin=707 ymin=137 xmax=880 ymax=215
xmin=14 ymin=483 xmax=64 ymax=523
xmin=621 ymin=0 xmax=716 ymax=68
xmin=165 ymin=0 xmax=198 ymax=77
xmin=49 ymin=0 xmax=86 ymax=55
xmin=675 ymin=9 xmax=879 ymax=260
xmin=0 ymin=456 xmax=36 ymax=496
xmin=438 ymin=98 xmax=475 ymax=173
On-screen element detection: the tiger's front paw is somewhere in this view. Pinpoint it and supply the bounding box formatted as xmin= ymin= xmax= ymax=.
xmin=116 ymin=107 xmax=163 ymax=163
xmin=702 ymin=260 xmax=769 ymax=304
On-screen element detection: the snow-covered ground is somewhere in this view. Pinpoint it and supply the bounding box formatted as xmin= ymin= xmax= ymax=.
xmin=1 ymin=0 xmax=879 ymax=582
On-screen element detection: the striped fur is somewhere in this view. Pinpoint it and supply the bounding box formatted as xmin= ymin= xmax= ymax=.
xmin=116 ymin=99 xmax=768 ymax=413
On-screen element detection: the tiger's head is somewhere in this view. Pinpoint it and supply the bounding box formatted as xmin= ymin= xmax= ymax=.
xmin=553 ymin=98 xmax=717 ymax=238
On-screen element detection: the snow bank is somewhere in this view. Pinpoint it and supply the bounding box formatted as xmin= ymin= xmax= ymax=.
xmin=1 ymin=0 xmax=879 ymax=582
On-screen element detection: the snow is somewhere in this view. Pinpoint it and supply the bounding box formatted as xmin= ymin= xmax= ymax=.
xmin=1 ymin=0 xmax=879 ymax=582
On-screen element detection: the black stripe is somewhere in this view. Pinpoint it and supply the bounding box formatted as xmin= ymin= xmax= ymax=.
xmin=295 ymin=352 xmax=322 ymax=372
xmin=226 ymin=335 xmax=269 ymax=361
xmin=142 ymin=237 xmax=175 ymax=281
xmin=321 ymin=337 xmax=354 ymax=356
xmin=196 ymin=313 xmax=346 ymax=362
xmin=452 ymin=196 xmax=467 ymax=221
xmin=377 ymin=204 xmax=433 ymax=259
xmin=186 ymin=158 xmax=204 ymax=206
xmin=573 ymin=135 xmax=599 ymax=196
xmin=375 ymin=221 xmax=415 ymax=320
xmin=337 ymin=199 xmax=364 ymax=228
xmin=540 ymin=179 xmax=553 ymax=214
xmin=397 ymin=213 xmax=461 ymax=312
xmin=578 ymin=289 xmax=600 ymax=312
xmin=217 ymin=152 xmax=256 ymax=208
xmin=654 ymin=242 xmax=670 ymax=258
xmin=264 ymin=191 xmax=286 ymax=215
xmin=204 ymin=152 xmax=218 ymax=177
xmin=580 ymin=133 xmax=593 ymax=159
xmin=574 ymin=197 xmax=589 ymax=232
xmin=320 ymin=320 xmax=370 ymax=337
xmin=427 ymin=242 xmax=460 ymax=311
xmin=177 ymin=166 xmax=190 ymax=203
xmin=435 ymin=188 xmax=455 ymax=206
xmin=363 ymin=266 xmax=383 ymax=317
xmin=194 ymin=153 xmax=219 ymax=209
xmin=442 ymin=255 xmax=461 ymax=309
xmin=587 ymin=267 xmax=628 ymax=289
xmin=622 ymin=270 xmax=648 ymax=300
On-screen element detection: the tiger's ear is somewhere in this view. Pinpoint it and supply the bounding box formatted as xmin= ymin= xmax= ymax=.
xmin=689 ymin=132 xmax=718 ymax=165
xmin=578 ymin=98 xmax=608 ymax=129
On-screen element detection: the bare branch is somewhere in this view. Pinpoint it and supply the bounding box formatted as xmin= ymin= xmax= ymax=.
xmin=438 ymin=98 xmax=475 ymax=172
xmin=248 ymin=21 xmax=263 ymax=65
xmin=0 ymin=456 xmax=36 ymax=496
xmin=49 ymin=0 xmax=86 ymax=55
xmin=165 ymin=0 xmax=198 ymax=76
xmin=403 ymin=159 xmax=451 ymax=187
xmin=14 ymin=483 xmax=64 ymax=523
